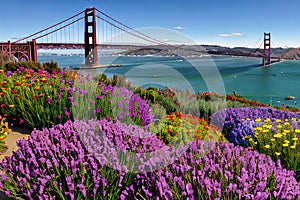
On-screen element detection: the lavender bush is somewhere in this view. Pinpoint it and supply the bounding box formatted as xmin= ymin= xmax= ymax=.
xmin=0 ymin=120 xmax=107 ymax=199
xmin=211 ymin=107 xmax=300 ymax=146
xmin=73 ymin=82 xmax=153 ymax=128
xmin=1 ymin=120 xmax=300 ymax=199
xmin=123 ymin=141 xmax=300 ymax=199
xmin=0 ymin=119 xmax=176 ymax=199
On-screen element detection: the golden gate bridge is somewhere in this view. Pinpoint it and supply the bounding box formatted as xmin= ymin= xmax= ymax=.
xmin=0 ymin=7 xmax=280 ymax=66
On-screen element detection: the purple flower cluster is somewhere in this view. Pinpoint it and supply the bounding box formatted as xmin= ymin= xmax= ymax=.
xmin=0 ymin=120 xmax=106 ymax=199
xmin=99 ymin=85 xmax=153 ymax=127
xmin=77 ymin=119 xmax=180 ymax=173
xmin=211 ymin=107 xmax=300 ymax=146
xmin=1 ymin=120 xmax=300 ymax=199
xmin=122 ymin=141 xmax=300 ymax=199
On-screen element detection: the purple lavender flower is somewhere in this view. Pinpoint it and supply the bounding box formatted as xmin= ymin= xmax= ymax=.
xmin=6 ymin=71 xmax=13 ymax=77
xmin=46 ymin=98 xmax=52 ymax=104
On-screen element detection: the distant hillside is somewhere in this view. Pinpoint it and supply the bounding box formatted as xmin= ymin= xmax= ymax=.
xmin=282 ymin=48 xmax=300 ymax=60
xmin=120 ymin=44 xmax=298 ymax=59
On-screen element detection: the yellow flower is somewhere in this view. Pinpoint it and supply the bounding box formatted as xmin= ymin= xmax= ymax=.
xmin=284 ymin=140 xmax=290 ymax=143
xmin=275 ymin=152 xmax=281 ymax=156
xmin=256 ymin=127 xmax=263 ymax=131
xmin=290 ymin=145 xmax=296 ymax=149
xmin=276 ymin=125 xmax=282 ymax=129
xmin=255 ymin=118 xmax=261 ymax=123
xmin=263 ymin=129 xmax=269 ymax=133
xmin=284 ymin=122 xmax=290 ymax=126
xmin=8 ymin=104 xmax=14 ymax=108
xmin=246 ymin=118 xmax=251 ymax=121
xmin=270 ymin=138 xmax=276 ymax=142
xmin=295 ymin=129 xmax=300 ymax=133
xmin=267 ymin=125 xmax=272 ymax=129
xmin=292 ymin=118 xmax=297 ymax=121
xmin=292 ymin=137 xmax=298 ymax=141
xmin=274 ymin=133 xmax=283 ymax=138
xmin=285 ymin=119 xmax=289 ymax=122
xmin=265 ymin=118 xmax=271 ymax=122
xmin=283 ymin=130 xmax=291 ymax=134
xmin=276 ymin=119 xmax=282 ymax=123
xmin=241 ymin=118 xmax=245 ymax=121
xmin=264 ymin=144 xmax=271 ymax=149
xmin=283 ymin=143 xmax=289 ymax=147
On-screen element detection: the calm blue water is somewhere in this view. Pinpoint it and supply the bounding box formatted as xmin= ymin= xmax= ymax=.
xmin=38 ymin=54 xmax=300 ymax=109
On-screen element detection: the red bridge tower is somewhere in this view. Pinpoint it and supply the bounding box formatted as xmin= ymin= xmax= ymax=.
xmin=263 ymin=32 xmax=271 ymax=66
xmin=84 ymin=7 xmax=98 ymax=66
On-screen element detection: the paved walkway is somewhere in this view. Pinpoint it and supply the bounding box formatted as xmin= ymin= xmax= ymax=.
xmin=0 ymin=126 xmax=30 ymax=160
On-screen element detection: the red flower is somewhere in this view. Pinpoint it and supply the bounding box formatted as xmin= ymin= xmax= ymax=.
xmin=14 ymin=81 xmax=21 ymax=86
xmin=11 ymin=89 xmax=18 ymax=94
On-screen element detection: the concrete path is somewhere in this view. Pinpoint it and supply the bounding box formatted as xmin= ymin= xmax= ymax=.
xmin=0 ymin=126 xmax=30 ymax=160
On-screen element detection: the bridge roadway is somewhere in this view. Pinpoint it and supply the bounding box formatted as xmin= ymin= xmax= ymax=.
xmin=36 ymin=43 xmax=145 ymax=50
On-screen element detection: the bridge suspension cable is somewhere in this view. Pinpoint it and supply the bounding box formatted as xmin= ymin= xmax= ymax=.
xmin=34 ymin=17 xmax=84 ymax=41
xmin=12 ymin=10 xmax=85 ymax=44
xmin=95 ymin=8 xmax=169 ymax=46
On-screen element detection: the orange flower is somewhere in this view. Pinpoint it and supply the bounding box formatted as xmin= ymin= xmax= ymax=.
xmin=0 ymin=69 xmax=4 ymax=74
xmin=14 ymin=81 xmax=22 ymax=86
xmin=25 ymin=74 xmax=32 ymax=78
xmin=0 ymin=104 xmax=5 ymax=108
xmin=69 ymin=71 xmax=77 ymax=79
xmin=50 ymin=81 xmax=54 ymax=86
xmin=0 ymin=136 xmax=5 ymax=141
xmin=39 ymin=93 xmax=45 ymax=97
xmin=0 ymin=92 xmax=5 ymax=96
xmin=8 ymin=105 xmax=14 ymax=108
xmin=34 ymin=86 xmax=40 ymax=90
xmin=16 ymin=94 xmax=21 ymax=98
xmin=3 ymin=113 xmax=8 ymax=117
xmin=0 ymin=81 xmax=7 ymax=86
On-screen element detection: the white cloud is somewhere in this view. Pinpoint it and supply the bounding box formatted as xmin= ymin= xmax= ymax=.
xmin=173 ymin=26 xmax=184 ymax=30
xmin=216 ymin=32 xmax=245 ymax=37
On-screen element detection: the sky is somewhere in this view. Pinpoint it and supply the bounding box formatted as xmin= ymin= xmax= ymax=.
xmin=0 ymin=0 xmax=300 ymax=48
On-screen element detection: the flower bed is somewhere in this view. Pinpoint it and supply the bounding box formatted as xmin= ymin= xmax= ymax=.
xmin=0 ymin=120 xmax=300 ymax=199
xmin=245 ymin=117 xmax=300 ymax=180
xmin=211 ymin=107 xmax=300 ymax=146
xmin=0 ymin=68 xmax=153 ymax=129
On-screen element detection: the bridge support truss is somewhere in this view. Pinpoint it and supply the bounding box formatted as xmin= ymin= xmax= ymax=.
xmin=263 ymin=32 xmax=271 ymax=66
xmin=0 ymin=40 xmax=37 ymax=62
xmin=84 ymin=7 xmax=98 ymax=66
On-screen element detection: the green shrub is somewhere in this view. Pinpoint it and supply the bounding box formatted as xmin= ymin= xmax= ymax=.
xmin=4 ymin=61 xmax=43 ymax=72
xmin=42 ymin=60 xmax=61 ymax=73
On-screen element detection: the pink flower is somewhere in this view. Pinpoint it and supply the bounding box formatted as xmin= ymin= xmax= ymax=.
xmin=94 ymin=107 xmax=101 ymax=113
xmin=19 ymin=118 xmax=25 ymax=124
